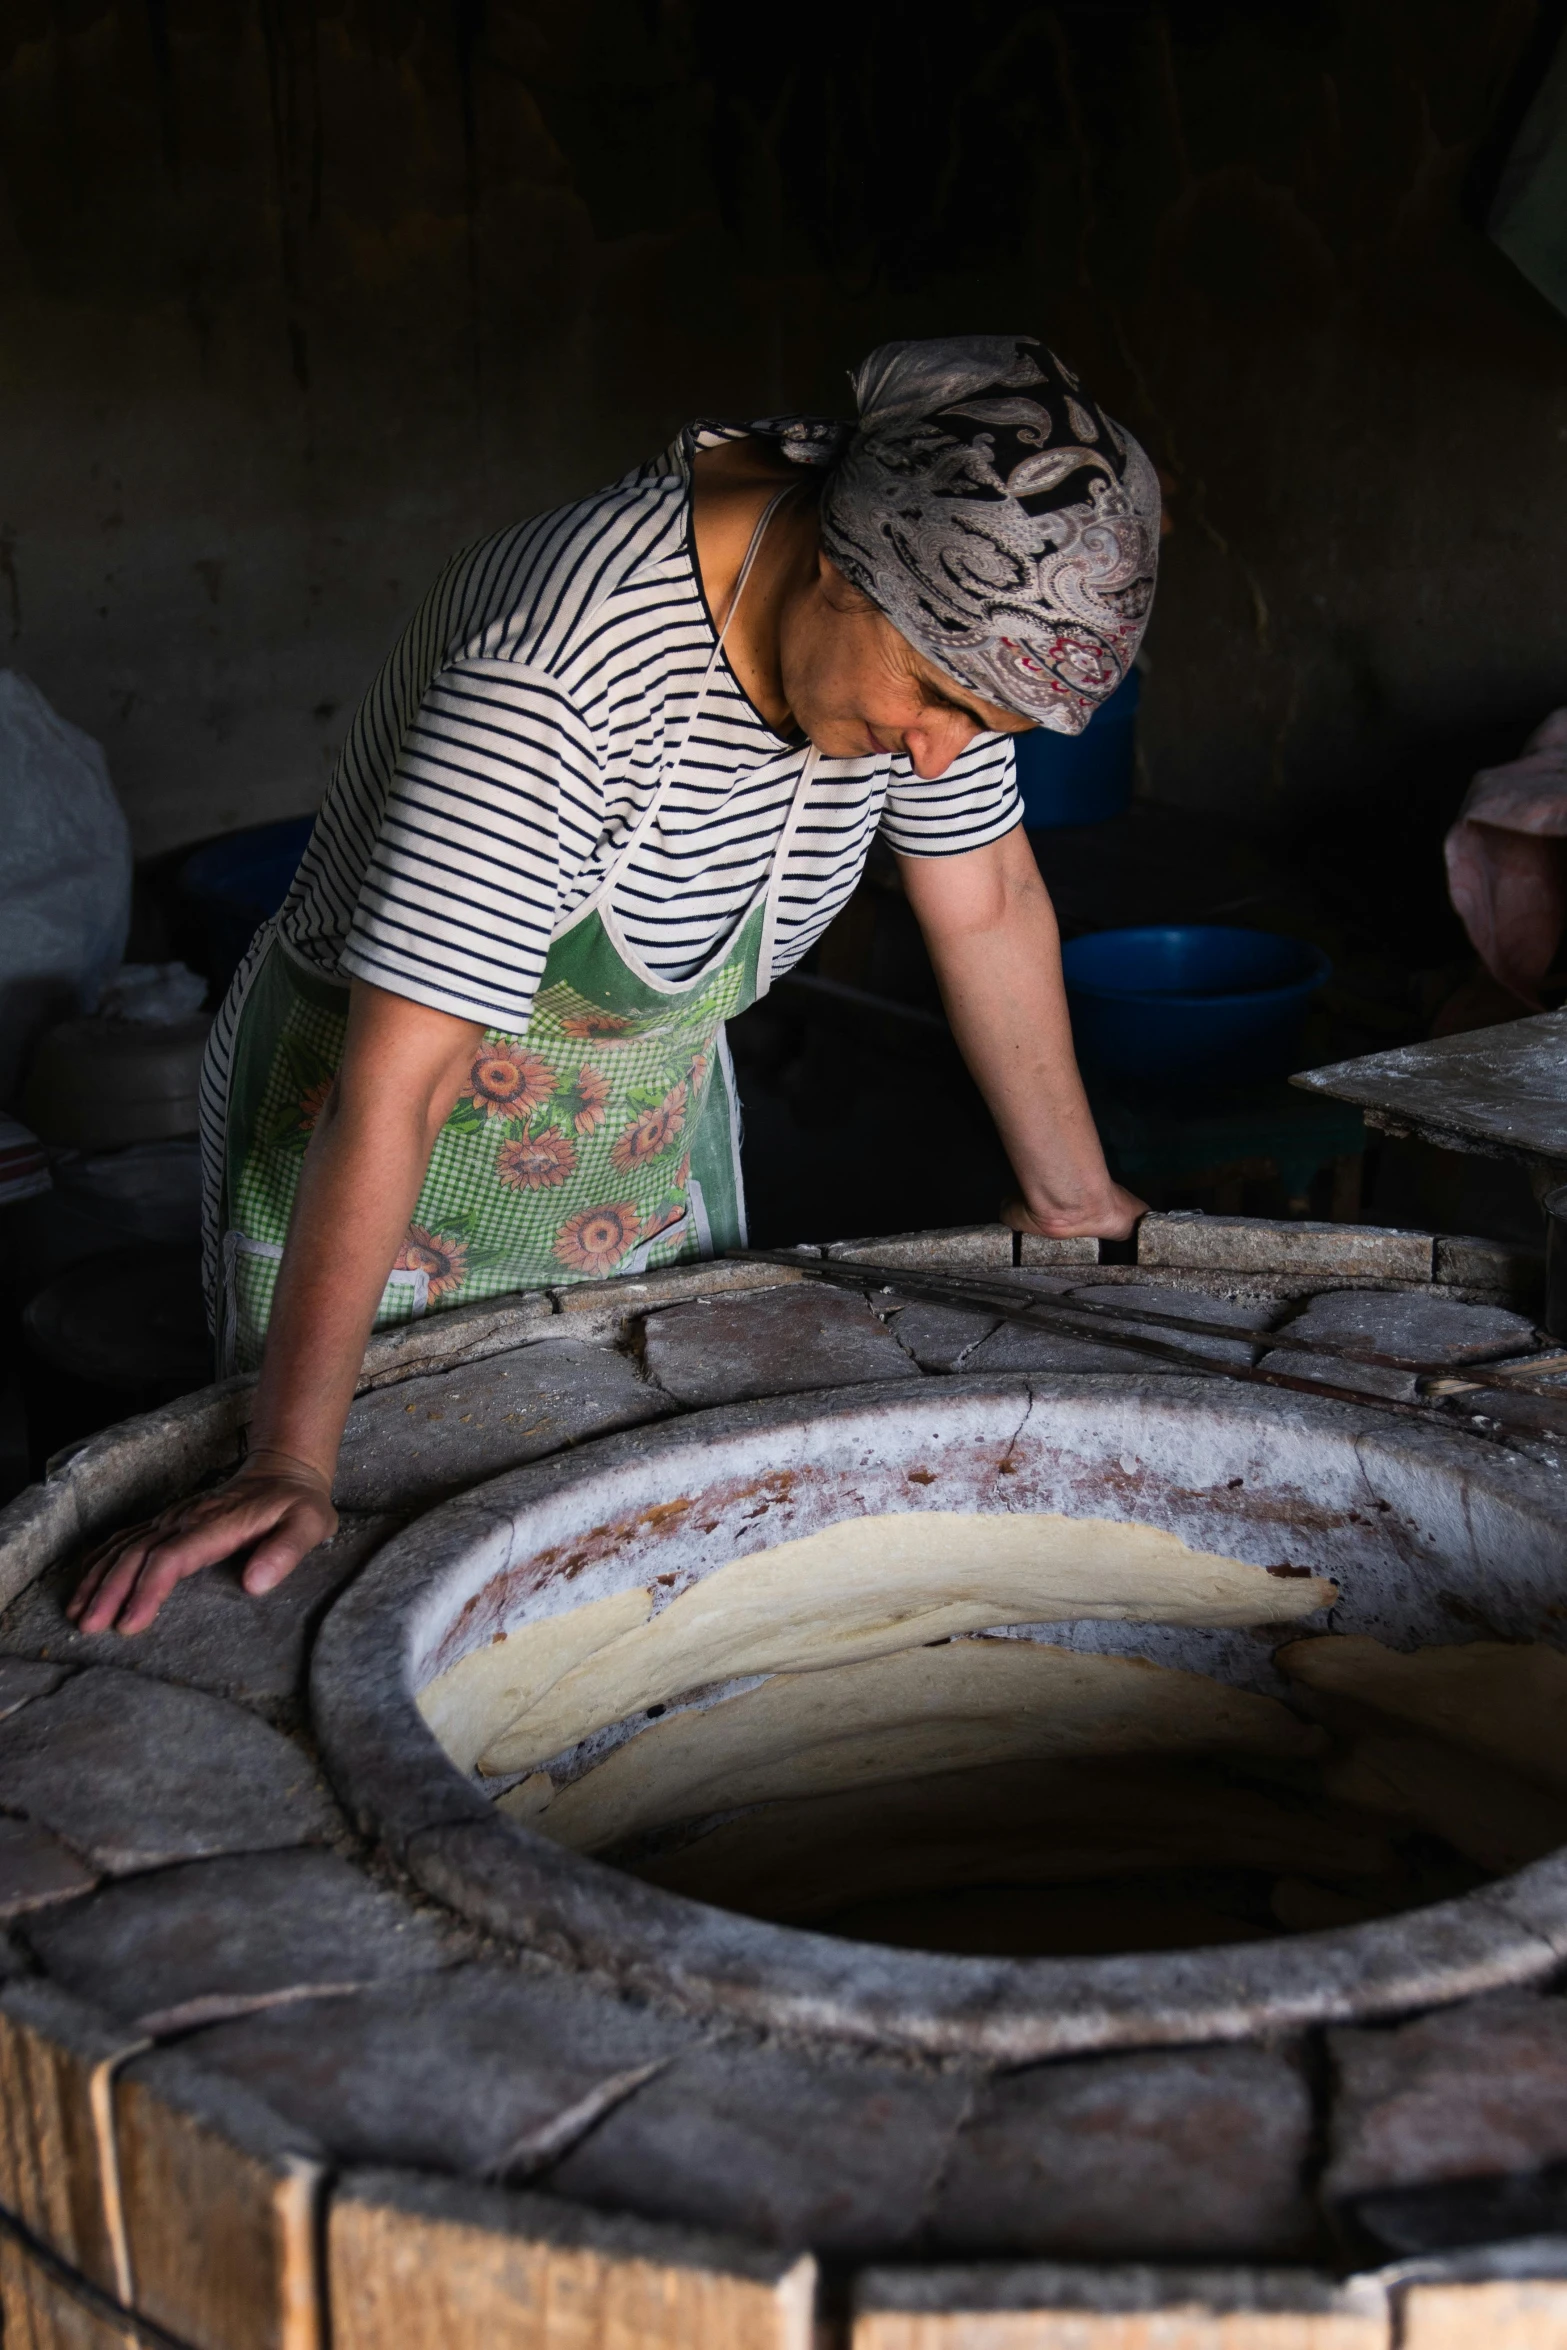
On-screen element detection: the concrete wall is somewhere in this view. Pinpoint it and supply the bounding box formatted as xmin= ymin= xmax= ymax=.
xmin=2 ymin=1 xmax=1563 ymax=865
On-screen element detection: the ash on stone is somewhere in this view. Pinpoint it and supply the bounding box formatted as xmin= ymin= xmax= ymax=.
xmin=882 ymin=1271 xmax=1085 ymax=1372
xmin=884 ymin=1299 xmax=1001 ymax=1372
xmin=1325 ymin=1991 xmax=1567 ymax=2206
xmin=0 ymin=1666 xmax=341 ymax=1871
xmin=184 ymin=1963 xmax=698 ymax=2178
xmin=335 ymin=1337 xmax=673 ymax=1511
xmin=1280 ymin=1288 xmax=1538 ymax=1368
xmin=0 ymin=1816 xmax=96 ymax=1919
xmin=957 ymin=1276 xmax=1275 ymax=1376
xmin=0 ymin=1509 xmax=403 ymax=1714
xmin=23 ymin=1847 xmax=458 ymax=2031
xmin=929 ymin=2043 xmax=1313 ymax=2259
xmin=962 ymin=1324 xmax=1166 ymax=1374
xmin=957 ymin=1276 xmax=1146 ymax=1374
xmin=1257 ymin=1348 xmax=1422 ymax=1401
xmin=642 ymin=1284 xmax=919 ymax=1408
xmin=1257 ymin=1287 xmax=1538 ymax=1401
xmin=546 ymin=2036 xmax=971 ymax=2255
xmin=1064 ymin=1283 xmax=1278 ymax=1368
xmin=0 ymin=1659 xmax=66 ymax=1722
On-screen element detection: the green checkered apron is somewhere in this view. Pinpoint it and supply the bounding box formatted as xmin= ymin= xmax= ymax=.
xmin=214 ymin=493 xmax=815 ymax=1375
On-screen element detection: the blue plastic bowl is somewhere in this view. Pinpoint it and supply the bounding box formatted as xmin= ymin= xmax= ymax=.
xmin=1062 ymin=925 xmax=1331 ymax=1090
xmin=178 ymin=815 xmax=315 ymax=994
xmin=1015 ymin=666 xmax=1140 ymax=829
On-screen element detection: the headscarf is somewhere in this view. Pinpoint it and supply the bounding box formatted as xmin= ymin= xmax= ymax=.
xmin=804 ymin=335 xmax=1159 ymax=734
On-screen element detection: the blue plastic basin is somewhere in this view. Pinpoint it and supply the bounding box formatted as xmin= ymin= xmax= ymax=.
xmin=1061 ymin=925 xmax=1331 ymax=1090
xmin=178 ymin=816 xmax=315 ymax=995
xmin=1015 ymin=666 xmax=1140 ymax=829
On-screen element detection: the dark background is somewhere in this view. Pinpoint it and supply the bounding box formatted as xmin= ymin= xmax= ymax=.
xmin=3 ymin=1 xmax=1565 ymax=1480
xmin=4 ymin=0 xmax=1563 ymax=898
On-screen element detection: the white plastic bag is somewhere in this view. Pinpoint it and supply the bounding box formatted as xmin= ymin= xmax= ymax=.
xmin=0 ymin=671 xmax=131 ymax=1104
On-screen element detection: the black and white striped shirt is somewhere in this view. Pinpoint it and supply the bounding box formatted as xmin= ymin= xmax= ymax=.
xmin=273 ymin=422 xmax=1021 ymax=1030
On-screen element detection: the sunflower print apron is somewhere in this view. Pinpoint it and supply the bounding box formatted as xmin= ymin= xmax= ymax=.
xmin=212 ymin=492 xmax=813 ymax=1375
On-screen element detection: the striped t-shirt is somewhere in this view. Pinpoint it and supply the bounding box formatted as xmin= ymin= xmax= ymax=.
xmin=271 ymin=421 xmax=1022 ymax=1031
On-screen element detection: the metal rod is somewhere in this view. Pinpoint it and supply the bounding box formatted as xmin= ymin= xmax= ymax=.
xmin=740 ymin=1249 xmax=1560 ymax=1398
xmin=731 ymin=1249 xmax=1561 ymax=1440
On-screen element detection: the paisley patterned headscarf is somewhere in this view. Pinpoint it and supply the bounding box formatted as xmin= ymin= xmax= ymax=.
xmin=809 ymin=335 xmax=1160 ymax=735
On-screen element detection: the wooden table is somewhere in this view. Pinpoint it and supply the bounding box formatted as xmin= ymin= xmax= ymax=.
xmin=1292 ymin=1011 xmax=1567 ymax=1197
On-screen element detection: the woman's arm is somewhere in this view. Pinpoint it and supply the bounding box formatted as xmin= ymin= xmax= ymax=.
xmin=70 ymin=980 xmax=484 ymax=1635
xmin=897 ymin=824 xmax=1144 ymax=1239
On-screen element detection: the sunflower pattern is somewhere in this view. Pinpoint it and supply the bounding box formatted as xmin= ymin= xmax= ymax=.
xmin=558 ymin=1009 xmax=634 ymax=1040
xmin=394 ymin=1225 xmax=469 ymax=1298
xmin=609 ymin=1080 xmax=687 ymax=1174
xmin=464 ymin=1047 xmax=555 ymax=1125
xmin=227 ymin=929 xmax=753 ymax=1365
xmin=496 ymin=1129 xmax=576 ymax=1190
xmin=556 ymin=1065 xmax=611 ymax=1135
xmin=554 ymin=1201 xmax=642 ymax=1275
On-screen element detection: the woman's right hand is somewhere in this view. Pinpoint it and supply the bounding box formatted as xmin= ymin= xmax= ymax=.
xmin=67 ymin=1450 xmax=338 ymax=1638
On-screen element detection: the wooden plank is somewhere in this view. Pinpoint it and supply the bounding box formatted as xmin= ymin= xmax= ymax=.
xmin=0 ymin=2230 xmax=141 ymax=2350
xmin=0 ymin=1978 xmax=143 ymax=2295
xmin=1399 ymin=2277 xmax=1567 ymax=2349
xmin=327 ymin=2165 xmax=815 ymax=2350
xmin=852 ymin=2314 xmax=1385 ymax=2349
xmin=851 ymin=2269 xmax=1387 ymax=2350
xmin=0 ymin=1983 xmax=324 ymax=2350
xmin=1291 ymin=1012 xmax=1567 ymax=1172
xmin=115 ymin=2045 xmax=325 ymax=2350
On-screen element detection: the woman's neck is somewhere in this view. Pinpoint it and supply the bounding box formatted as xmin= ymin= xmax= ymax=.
xmin=691 ymin=438 xmax=820 ymax=735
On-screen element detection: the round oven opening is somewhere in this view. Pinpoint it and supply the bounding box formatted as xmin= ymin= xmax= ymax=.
xmin=312 ymin=1376 xmax=1567 ymax=2059
xmin=418 ymin=1477 xmax=1566 ymax=1964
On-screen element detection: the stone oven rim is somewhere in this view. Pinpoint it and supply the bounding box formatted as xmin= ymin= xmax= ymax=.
xmin=309 ymin=1373 xmax=1567 ymax=2065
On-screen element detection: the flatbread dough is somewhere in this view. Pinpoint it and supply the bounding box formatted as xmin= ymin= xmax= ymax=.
xmin=475 ymin=1510 xmax=1335 ymax=1777
xmin=634 ymin=1755 xmax=1393 ymax=1921
xmin=513 ymin=1639 xmax=1322 ymax=1852
xmin=419 ymin=1585 xmax=653 ymax=1773
xmin=1277 ymin=1636 xmax=1567 ymax=1792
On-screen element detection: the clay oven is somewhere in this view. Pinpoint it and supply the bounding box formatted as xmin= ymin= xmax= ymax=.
xmin=0 ymin=1219 xmax=1564 ymax=2348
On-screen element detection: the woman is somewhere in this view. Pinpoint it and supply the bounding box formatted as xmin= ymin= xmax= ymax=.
xmin=73 ymin=333 xmax=1159 ymax=1635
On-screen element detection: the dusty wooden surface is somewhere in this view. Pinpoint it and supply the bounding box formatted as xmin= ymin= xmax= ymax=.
xmin=0 ymin=2229 xmax=139 ymax=2350
xmin=1398 ymin=2277 xmax=1567 ymax=2349
xmin=850 ymin=2266 xmax=1389 ymax=2350
xmin=114 ymin=2047 xmax=324 ymax=2350
xmin=1293 ymin=1012 xmax=1567 ymax=1174
xmin=327 ymin=2169 xmax=815 ymax=2350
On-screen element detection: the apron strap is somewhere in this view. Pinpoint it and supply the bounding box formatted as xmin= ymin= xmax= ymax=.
xmin=608 ymin=483 xmax=797 ymax=867
xmin=757 ymin=743 xmax=820 ymax=994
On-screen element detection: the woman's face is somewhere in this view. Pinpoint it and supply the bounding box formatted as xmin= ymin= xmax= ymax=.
xmin=779 ymin=554 xmax=1034 ymax=778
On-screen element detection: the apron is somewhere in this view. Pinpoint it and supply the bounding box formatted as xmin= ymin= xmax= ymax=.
xmin=213 ymin=491 xmax=815 ymax=1376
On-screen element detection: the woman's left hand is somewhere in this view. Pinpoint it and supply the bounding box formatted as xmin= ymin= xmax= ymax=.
xmin=67 ymin=1453 xmax=338 ymax=1637
xmin=1001 ymin=1182 xmax=1147 ymax=1243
